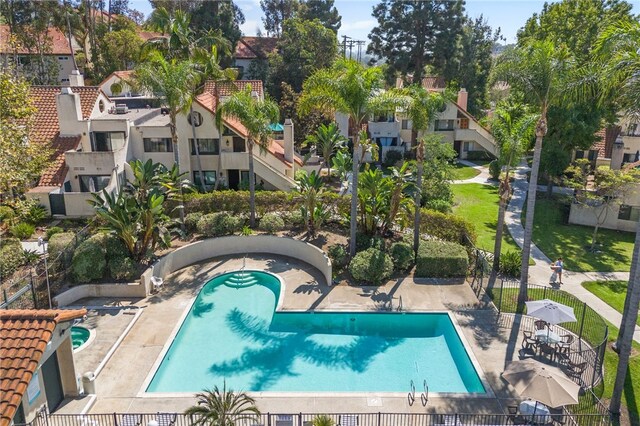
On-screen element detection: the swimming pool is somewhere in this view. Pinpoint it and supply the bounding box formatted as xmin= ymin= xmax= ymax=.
xmin=146 ymin=271 xmax=485 ymax=394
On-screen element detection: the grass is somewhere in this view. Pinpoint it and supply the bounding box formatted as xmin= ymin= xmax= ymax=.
xmin=452 ymin=163 xmax=481 ymax=180
xmin=452 ymin=183 xmax=525 ymax=257
xmin=530 ymin=196 xmax=635 ymax=272
xmin=582 ymin=280 xmax=640 ymax=326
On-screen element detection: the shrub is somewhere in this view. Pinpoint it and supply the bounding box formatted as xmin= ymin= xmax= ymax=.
xmin=466 ymin=151 xmax=495 ymax=161
xmin=48 ymin=232 xmax=76 ymax=271
xmin=0 ymin=238 xmax=24 ymax=279
xmin=349 ymin=248 xmax=393 ymax=285
xmin=355 ymin=232 xmax=385 ymax=252
xmin=197 ymin=212 xmax=242 ymax=237
xmin=488 ymin=160 xmax=501 ymax=180
xmin=424 ymin=198 xmax=452 ymax=213
xmin=71 ymin=235 xmax=107 ymax=283
xmin=415 ymin=240 xmax=468 ymax=278
xmin=328 ymin=244 xmax=349 ymax=269
xmin=285 ymin=210 xmax=305 ymax=227
xmin=10 ymin=222 xmax=35 ymax=239
xmin=109 ymin=257 xmax=139 ymax=281
xmin=46 ymin=226 xmax=64 ymax=240
xmin=420 ymin=209 xmax=477 ymax=246
xmin=185 ymin=212 xmax=204 ymax=234
xmin=258 ymin=213 xmax=285 ymax=234
xmin=499 ymin=250 xmax=522 ymax=278
xmin=390 ymin=242 xmax=414 ymax=271
xmin=0 ymin=205 xmax=15 ymax=223
xmin=383 ymin=150 xmax=404 ymax=168
xmin=24 ymin=204 xmax=48 ymax=224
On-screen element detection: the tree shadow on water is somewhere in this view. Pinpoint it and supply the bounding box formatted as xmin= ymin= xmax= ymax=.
xmin=209 ymin=309 xmax=403 ymax=390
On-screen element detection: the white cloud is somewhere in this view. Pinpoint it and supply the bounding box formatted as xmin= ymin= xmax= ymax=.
xmin=340 ymin=19 xmax=375 ymax=32
xmin=241 ymin=19 xmax=264 ymax=36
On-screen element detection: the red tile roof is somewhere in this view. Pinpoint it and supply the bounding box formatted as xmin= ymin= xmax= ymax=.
xmin=0 ymin=25 xmax=72 ymax=55
xmin=29 ymin=86 xmax=103 ymax=186
xmin=201 ymin=80 xmax=264 ymax=99
xmin=137 ymin=31 xmax=164 ymax=41
xmin=234 ymin=36 xmax=278 ymax=60
xmin=0 ymin=309 xmax=87 ymax=426
xmin=421 ymin=76 xmax=446 ymax=91
xmin=592 ymin=129 xmax=607 ymax=159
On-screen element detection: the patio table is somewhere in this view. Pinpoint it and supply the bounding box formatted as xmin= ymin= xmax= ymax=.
xmin=535 ymin=329 xmax=562 ymax=344
xmin=519 ymin=400 xmax=551 ymax=424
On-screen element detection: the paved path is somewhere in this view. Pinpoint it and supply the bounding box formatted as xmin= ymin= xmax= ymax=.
xmin=21 ymin=240 xmax=47 ymax=254
xmin=452 ymin=160 xmax=495 ymax=185
xmin=504 ymin=163 xmax=640 ymax=342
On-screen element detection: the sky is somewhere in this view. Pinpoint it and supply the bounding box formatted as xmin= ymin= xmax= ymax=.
xmin=129 ymin=0 xmax=640 ymax=44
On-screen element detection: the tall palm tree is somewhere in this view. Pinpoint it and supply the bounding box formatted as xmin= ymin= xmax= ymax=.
xmin=489 ymin=103 xmax=537 ymax=270
xmin=296 ymin=170 xmax=328 ymax=237
xmin=399 ymin=85 xmax=445 ymax=256
xmin=305 ymin=123 xmax=347 ymax=177
xmin=595 ymin=20 xmax=640 ymax=416
xmin=216 ymin=86 xmax=280 ymax=227
xmin=299 ymin=58 xmax=405 ymax=256
xmin=185 ymin=382 xmax=260 ymax=426
xmin=492 ymin=40 xmax=569 ymax=308
xmin=133 ymin=51 xmax=198 ymax=228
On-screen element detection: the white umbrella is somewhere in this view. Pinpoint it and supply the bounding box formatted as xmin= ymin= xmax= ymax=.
xmin=502 ymin=359 xmax=580 ymax=408
xmin=525 ymin=299 xmax=576 ymax=325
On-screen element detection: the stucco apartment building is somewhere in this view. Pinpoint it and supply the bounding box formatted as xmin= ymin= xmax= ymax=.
xmin=337 ymin=76 xmax=497 ymax=163
xmin=233 ymin=36 xmax=278 ymax=79
xmin=26 ymin=73 xmax=300 ymax=217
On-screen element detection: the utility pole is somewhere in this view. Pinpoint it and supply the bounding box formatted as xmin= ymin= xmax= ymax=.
xmin=341 ymin=35 xmax=351 ymax=58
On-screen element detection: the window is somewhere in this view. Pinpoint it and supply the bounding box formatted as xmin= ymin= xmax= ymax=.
xmin=241 ymin=171 xmax=251 ymax=184
xmin=434 ymin=120 xmax=455 ymax=131
xmin=187 ymin=111 xmax=203 ymax=127
xmin=193 ymin=171 xmax=216 ymax=187
xmin=627 ymin=123 xmax=639 ymax=136
xmin=190 ymin=138 xmax=219 ymax=155
xmin=91 ymin=132 xmax=125 ymax=151
xmin=575 ymin=150 xmax=585 ymax=159
xmin=401 ymin=120 xmax=411 ymax=130
xmin=143 ymin=137 xmax=173 ymax=152
xmin=58 ymin=56 xmax=69 ymax=60
xmin=463 ymin=142 xmax=470 ymax=152
xmin=79 ymin=175 xmax=110 ymax=192
xmin=99 ymin=100 xmax=105 ymax=113
xmin=618 ymin=205 xmax=640 ymax=222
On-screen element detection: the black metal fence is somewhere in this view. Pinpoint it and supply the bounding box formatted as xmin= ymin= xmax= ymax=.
xmin=38 ymin=411 xmax=610 ymax=426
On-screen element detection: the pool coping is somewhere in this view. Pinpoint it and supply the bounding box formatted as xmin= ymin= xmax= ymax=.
xmin=137 ymin=270 xmax=494 ymax=400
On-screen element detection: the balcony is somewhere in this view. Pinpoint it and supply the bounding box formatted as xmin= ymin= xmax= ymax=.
xmin=220 ymin=151 xmax=249 ymax=170
xmin=65 ymin=148 xmax=126 ymax=174
xmin=368 ymin=120 xmax=400 ymax=138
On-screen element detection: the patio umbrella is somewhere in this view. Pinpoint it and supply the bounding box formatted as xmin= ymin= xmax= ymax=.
xmin=502 ymin=359 xmax=580 ymax=408
xmin=525 ymin=299 xmax=576 ymax=325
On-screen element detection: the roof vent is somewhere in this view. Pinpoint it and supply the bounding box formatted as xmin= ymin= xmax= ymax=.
xmin=60 ymin=87 xmax=74 ymax=95
xmin=115 ymin=104 xmax=129 ymax=114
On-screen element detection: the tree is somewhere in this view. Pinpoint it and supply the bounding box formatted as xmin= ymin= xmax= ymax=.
xmin=267 ymin=18 xmax=338 ymax=101
xmin=331 ymin=150 xmax=352 ymax=183
xmin=185 ymin=382 xmax=260 ymax=426
xmin=133 ymin=52 xmax=198 ymax=228
xmin=420 ymin=134 xmax=456 ymax=212
xmin=299 ymin=0 xmax=341 ymax=32
xmin=278 ymin=82 xmax=330 ymax=147
xmin=384 ymin=162 xmax=415 ymax=235
xmin=216 ymin=86 xmax=280 ymax=227
xmin=296 ymin=170 xmax=329 ymax=237
xmin=0 ymin=69 xmax=51 ymax=197
xmin=304 ymin=123 xmax=346 ymax=177
xmin=100 ymin=28 xmax=143 ymax=72
xmin=260 ymin=0 xmax=299 ymax=37
xmin=489 ymin=102 xmax=537 ymax=270
xmin=492 ymin=40 xmax=570 ymax=309
xmin=109 ymin=0 xmax=129 ymax=16
xmin=367 ymin=0 xmax=465 ymax=83
xmin=299 ymin=59 xmax=405 ymax=256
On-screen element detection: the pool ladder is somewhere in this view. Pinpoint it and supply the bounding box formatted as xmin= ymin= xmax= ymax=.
xmin=396 ymin=296 xmax=403 ymax=312
xmin=407 ymin=379 xmax=428 ymax=407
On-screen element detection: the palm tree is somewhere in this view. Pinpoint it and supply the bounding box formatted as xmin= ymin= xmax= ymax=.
xmin=489 ymin=103 xmax=537 ymax=270
xmin=398 ymin=85 xmax=445 ymax=256
xmin=595 ymin=20 xmax=640 ymax=416
xmin=299 ymin=58 xmax=405 ymax=256
xmin=492 ymin=40 xmax=569 ymax=308
xmin=296 ymin=170 xmax=328 ymax=237
xmin=384 ymin=162 xmax=415 ymax=235
xmin=305 ymin=123 xmax=347 ymax=177
xmin=185 ymin=382 xmax=260 ymax=426
xmin=134 ymin=51 xmax=198 ymax=229
xmin=216 ymin=86 xmax=280 ymax=227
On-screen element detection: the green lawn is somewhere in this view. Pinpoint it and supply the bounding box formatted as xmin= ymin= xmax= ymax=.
xmin=452 ymin=163 xmax=481 ymax=180
xmin=530 ymin=196 xmax=635 ymax=272
xmin=582 ymin=280 xmax=640 ymax=326
xmin=452 ymin=183 xmax=523 ymax=255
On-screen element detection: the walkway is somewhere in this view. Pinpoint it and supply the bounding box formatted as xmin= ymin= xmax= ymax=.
xmin=452 ymin=160 xmax=495 ymax=185
xmin=504 ymin=163 xmax=640 ymax=342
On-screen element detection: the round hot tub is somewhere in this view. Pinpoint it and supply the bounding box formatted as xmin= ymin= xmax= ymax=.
xmin=71 ymin=326 xmax=94 ymax=352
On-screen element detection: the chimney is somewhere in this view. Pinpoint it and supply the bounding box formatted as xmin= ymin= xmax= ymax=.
xmin=611 ymin=135 xmax=625 ymax=170
xmin=284 ymin=118 xmax=295 ymax=171
xmin=56 ymin=87 xmax=83 ymax=136
xmin=69 ymin=69 xmax=84 ymax=87
xmin=457 ymin=88 xmax=468 ymax=111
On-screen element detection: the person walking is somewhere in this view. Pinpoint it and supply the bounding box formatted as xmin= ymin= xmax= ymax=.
xmin=550 ymin=257 xmax=564 ymax=284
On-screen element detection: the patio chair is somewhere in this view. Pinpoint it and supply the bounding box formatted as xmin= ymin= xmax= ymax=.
xmin=522 ymin=330 xmax=539 ymax=354
xmin=339 ymin=414 xmax=358 ymax=426
xmin=157 ymin=413 xmax=177 ymax=426
xmin=538 ymin=343 xmax=556 ymax=362
xmin=120 ymin=414 xmax=141 ymax=426
xmin=566 ymin=361 xmax=588 ymax=385
xmin=275 ymin=415 xmax=293 ymax=426
xmin=549 ymin=408 xmax=566 ymax=425
xmin=534 ymin=320 xmax=549 ymax=331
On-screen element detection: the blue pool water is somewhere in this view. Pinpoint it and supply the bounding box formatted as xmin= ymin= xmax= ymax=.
xmin=147 ymin=271 xmax=485 ymax=393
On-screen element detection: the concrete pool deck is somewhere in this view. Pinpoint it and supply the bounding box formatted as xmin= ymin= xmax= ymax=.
xmin=59 ymin=254 xmax=537 ymax=415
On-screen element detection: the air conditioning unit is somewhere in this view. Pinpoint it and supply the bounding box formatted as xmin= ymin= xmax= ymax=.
xmin=115 ymin=104 xmax=129 ymax=114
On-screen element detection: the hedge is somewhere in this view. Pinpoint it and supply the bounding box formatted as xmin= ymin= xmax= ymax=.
xmin=349 ymin=248 xmax=393 ymax=285
xmin=48 ymin=232 xmax=77 ymax=272
xmin=390 ymin=242 xmax=414 ymax=271
xmin=0 ymin=238 xmax=24 ymax=279
xmin=197 ymin=212 xmax=243 ymax=237
xmin=72 ymin=234 xmax=107 ymax=283
xmin=415 ymin=240 xmax=468 ymax=278
xmin=258 ymin=213 xmax=285 ymax=233
xmin=420 ymin=209 xmax=477 ymax=246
